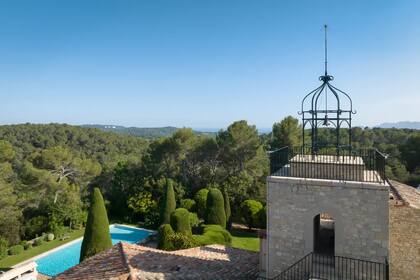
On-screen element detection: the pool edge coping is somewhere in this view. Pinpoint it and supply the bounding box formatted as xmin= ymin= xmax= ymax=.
xmin=11 ymin=224 xmax=155 ymax=269
xmin=11 ymin=236 xmax=83 ymax=269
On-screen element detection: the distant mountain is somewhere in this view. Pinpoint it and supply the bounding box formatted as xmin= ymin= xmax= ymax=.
xmin=376 ymin=121 xmax=420 ymax=130
xmin=81 ymin=124 xmax=216 ymax=138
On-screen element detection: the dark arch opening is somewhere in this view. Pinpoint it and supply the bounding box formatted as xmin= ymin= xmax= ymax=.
xmin=313 ymin=213 xmax=335 ymax=255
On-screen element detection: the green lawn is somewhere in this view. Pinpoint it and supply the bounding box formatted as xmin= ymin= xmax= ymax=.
xmin=0 ymin=229 xmax=85 ymax=270
xmin=230 ymin=228 xmax=259 ymax=252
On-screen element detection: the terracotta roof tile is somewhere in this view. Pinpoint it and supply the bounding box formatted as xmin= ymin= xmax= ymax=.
xmin=52 ymin=242 xmax=259 ymax=280
xmin=390 ymin=180 xmax=420 ymax=209
xmin=53 ymin=243 xmax=130 ymax=280
xmin=122 ymin=243 xmax=259 ymax=279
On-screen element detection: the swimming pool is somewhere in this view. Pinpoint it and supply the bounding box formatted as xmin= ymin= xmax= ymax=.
xmin=35 ymin=224 xmax=152 ymax=276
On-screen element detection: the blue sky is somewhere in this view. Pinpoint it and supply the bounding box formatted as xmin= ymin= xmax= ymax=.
xmin=0 ymin=0 xmax=419 ymax=130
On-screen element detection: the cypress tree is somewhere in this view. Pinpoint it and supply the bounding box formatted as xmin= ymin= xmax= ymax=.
xmin=205 ymin=188 xmax=226 ymax=228
xmin=194 ymin=188 xmax=209 ymax=218
xmin=80 ymin=188 xmax=112 ymax=262
xmin=160 ymin=178 xmax=176 ymax=225
xmin=222 ymin=188 xmax=232 ymax=230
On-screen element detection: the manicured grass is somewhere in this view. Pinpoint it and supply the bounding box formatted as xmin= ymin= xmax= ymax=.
xmin=0 ymin=229 xmax=85 ymax=269
xmin=230 ymin=228 xmax=259 ymax=252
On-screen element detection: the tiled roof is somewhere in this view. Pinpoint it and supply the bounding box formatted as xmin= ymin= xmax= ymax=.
xmin=53 ymin=243 xmax=259 ymax=280
xmin=390 ymin=180 xmax=420 ymax=209
xmin=53 ymin=243 xmax=130 ymax=280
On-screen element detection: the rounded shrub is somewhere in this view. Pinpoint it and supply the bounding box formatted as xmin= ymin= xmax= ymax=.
xmin=80 ymin=187 xmax=112 ymax=262
xmin=50 ymin=224 xmax=66 ymax=239
xmin=240 ymin=199 xmax=263 ymax=229
xmin=205 ymin=188 xmax=226 ymax=228
xmin=0 ymin=237 xmax=8 ymax=260
xmin=194 ymin=225 xmax=232 ymax=246
xmin=160 ymin=179 xmax=176 ymax=225
xmin=34 ymin=238 xmax=44 ymax=247
xmin=189 ymin=212 xmax=200 ymax=229
xmin=194 ymin=188 xmax=209 ymax=218
xmin=8 ymin=245 xmax=24 ymax=255
xmin=47 ymin=233 xmax=55 ymax=241
xmin=157 ymin=224 xmax=175 ymax=250
xmin=24 ymin=242 xmax=32 ymax=250
xmin=170 ymin=208 xmax=192 ymax=235
xmin=180 ymin=199 xmax=196 ymax=212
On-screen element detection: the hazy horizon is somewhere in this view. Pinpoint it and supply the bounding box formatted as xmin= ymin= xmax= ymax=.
xmin=1 ymin=120 xmax=419 ymax=134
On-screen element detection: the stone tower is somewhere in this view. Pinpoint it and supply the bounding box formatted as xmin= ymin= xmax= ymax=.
xmin=261 ymin=26 xmax=389 ymax=280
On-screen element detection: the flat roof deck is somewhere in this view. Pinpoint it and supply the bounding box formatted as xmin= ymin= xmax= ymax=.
xmin=290 ymin=154 xmax=365 ymax=165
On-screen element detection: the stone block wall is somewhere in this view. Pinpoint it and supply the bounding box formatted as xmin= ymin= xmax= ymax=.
xmin=266 ymin=176 xmax=389 ymax=277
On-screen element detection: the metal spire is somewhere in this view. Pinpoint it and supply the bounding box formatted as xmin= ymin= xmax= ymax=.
xmin=324 ymin=25 xmax=328 ymax=117
xmin=324 ymin=24 xmax=328 ymax=76
xmin=299 ymin=25 xmax=356 ymax=150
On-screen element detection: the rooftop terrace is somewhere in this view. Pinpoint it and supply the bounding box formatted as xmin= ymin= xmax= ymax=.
xmin=269 ymin=146 xmax=387 ymax=184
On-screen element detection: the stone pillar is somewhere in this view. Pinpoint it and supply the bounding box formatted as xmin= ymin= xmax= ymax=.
xmin=258 ymin=230 xmax=267 ymax=276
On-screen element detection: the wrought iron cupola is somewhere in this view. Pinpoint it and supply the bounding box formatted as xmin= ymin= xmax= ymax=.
xmin=299 ymin=25 xmax=356 ymax=150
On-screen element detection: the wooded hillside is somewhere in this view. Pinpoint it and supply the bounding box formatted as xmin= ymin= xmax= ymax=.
xmin=0 ymin=120 xmax=418 ymax=249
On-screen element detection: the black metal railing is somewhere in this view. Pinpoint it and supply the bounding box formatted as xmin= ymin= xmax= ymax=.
xmin=261 ymin=253 xmax=389 ymax=280
xmin=268 ymin=146 xmax=386 ymax=184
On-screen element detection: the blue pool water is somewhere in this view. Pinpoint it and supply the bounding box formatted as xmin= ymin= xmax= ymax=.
xmin=36 ymin=225 xmax=151 ymax=276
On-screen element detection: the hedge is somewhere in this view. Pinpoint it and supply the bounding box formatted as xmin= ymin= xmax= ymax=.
xmin=194 ymin=225 xmax=232 ymax=246
xmin=34 ymin=238 xmax=44 ymax=247
xmin=8 ymin=245 xmax=24 ymax=255
xmin=24 ymin=242 xmax=32 ymax=250
xmin=169 ymin=232 xmax=199 ymax=250
xmin=157 ymin=224 xmax=198 ymax=251
xmin=170 ymin=208 xmax=192 ymax=235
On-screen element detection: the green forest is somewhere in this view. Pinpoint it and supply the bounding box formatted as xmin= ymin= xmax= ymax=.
xmin=0 ymin=120 xmax=419 ymax=251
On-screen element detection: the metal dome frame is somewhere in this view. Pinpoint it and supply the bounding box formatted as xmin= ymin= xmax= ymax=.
xmin=299 ymin=25 xmax=356 ymax=151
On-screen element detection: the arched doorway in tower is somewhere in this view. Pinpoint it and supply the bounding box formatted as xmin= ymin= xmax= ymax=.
xmin=313 ymin=213 xmax=335 ymax=255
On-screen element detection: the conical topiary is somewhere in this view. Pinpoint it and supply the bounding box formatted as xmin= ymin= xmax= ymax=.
xmin=80 ymin=188 xmax=112 ymax=262
xmin=160 ymin=178 xmax=176 ymax=225
xmin=222 ymin=188 xmax=231 ymax=230
xmin=205 ymin=188 xmax=226 ymax=228
xmin=157 ymin=224 xmax=175 ymax=250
